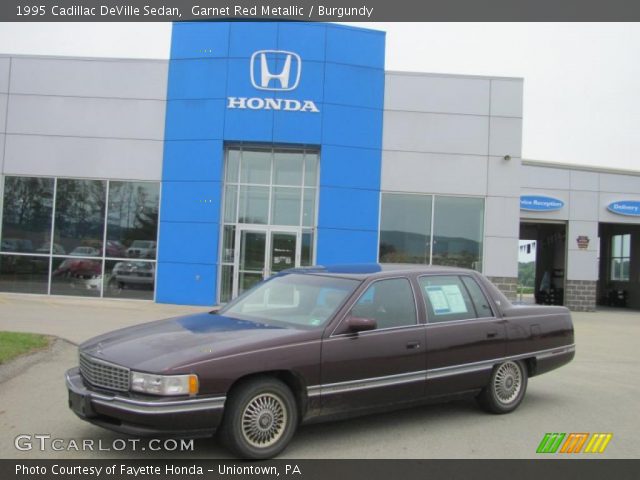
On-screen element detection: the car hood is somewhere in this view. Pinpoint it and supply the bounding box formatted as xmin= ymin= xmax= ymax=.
xmin=80 ymin=313 xmax=315 ymax=373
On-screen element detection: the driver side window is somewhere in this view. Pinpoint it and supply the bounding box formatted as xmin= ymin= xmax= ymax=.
xmin=351 ymin=278 xmax=417 ymax=330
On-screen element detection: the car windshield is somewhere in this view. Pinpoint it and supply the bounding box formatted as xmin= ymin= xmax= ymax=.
xmin=219 ymin=273 xmax=361 ymax=329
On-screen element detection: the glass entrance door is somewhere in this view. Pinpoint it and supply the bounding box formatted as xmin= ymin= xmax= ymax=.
xmin=270 ymin=232 xmax=297 ymax=274
xmin=233 ymin=227 xmax=301 ymax=297
xmin=237 ymin=230 xmax=267 ymax=295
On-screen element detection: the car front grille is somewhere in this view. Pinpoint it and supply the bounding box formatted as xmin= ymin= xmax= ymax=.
xmin=79 ymin=353 xmax=130 ymax=392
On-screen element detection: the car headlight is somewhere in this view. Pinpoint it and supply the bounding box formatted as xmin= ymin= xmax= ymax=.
xmin=130 ymin=371 xmax=199 ymax=396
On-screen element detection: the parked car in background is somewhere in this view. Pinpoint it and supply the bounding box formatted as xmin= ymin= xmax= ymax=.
xmin=1 ymin=238 xmax=34 ymax=252
xmin=36 ymin=243 xmax=66 ymax=255
xmin=105 ymin=240 xmax=127 ymax=258
xmin=66 ymin=264 xmax=575 ymax=459
xmin=53 ymin=258 xmax=102 ymax=291
xmin=69 ymin=246 xmax=100 ymax=257
xmin=126 ymin=240 xmax=156 ymax=259
xmin=108 ymin=261 xmax=155 ymax=293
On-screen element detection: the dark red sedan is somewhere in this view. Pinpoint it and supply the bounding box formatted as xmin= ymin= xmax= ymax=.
xmin=66 ymin=264 xmax=575 ymax=458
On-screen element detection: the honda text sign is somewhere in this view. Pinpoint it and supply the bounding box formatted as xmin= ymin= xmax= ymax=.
xmin=227 ymin=50 xmax=320 ymax=113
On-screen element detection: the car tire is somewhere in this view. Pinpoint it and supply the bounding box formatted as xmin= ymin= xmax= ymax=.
xmin=477 ymin=360 xmax=528 ymax=414
xmin=219 ymin=377 xmax=298 ymax=459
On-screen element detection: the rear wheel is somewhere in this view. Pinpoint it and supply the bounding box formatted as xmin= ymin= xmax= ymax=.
xmin=219 ymin=377 xmax=298 ymax=459
xmin=477 ymin=360 xmax=528 ymax=414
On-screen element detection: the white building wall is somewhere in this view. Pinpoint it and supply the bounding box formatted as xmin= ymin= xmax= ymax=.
xmin=382 ymin=71 xmax=524 ymax=279
xmin=0 ymin=55 xmax=168 ymax=182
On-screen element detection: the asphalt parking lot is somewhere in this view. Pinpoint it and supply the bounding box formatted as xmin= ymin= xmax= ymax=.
xmin=0 ymin=293 xmax=638 ymax=459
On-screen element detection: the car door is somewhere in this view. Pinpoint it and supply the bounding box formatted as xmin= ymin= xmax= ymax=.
xmin=318 ymin=277 xmax=427 ymax=416
xmin=420 ymin=274 xmax=507 ymax=397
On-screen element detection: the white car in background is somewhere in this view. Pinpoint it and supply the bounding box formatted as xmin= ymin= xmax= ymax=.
xmin=108 ymin=261 xmax=155 ymax=293
xmin=69 ymin=246 xmax=100 ymax=257
xmin=126 ymin=240 xmax=156 ymax=259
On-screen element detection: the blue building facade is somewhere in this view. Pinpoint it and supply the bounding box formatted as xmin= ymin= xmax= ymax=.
xmin=156 ymin=22 xmax=386 ymax=305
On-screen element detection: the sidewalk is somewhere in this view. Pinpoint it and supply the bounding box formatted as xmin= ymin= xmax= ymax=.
xmin=0 ymin=293 xmax=210 ymax=344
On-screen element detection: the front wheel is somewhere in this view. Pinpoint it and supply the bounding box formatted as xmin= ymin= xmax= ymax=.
xmin=477 ymin=360 xmax=528 ymax=414
xmin=219 ymin=377 xmax=298 ymax=459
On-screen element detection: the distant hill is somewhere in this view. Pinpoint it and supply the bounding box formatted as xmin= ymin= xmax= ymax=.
xmin=519 ymin=261 xmax=535 ymax=288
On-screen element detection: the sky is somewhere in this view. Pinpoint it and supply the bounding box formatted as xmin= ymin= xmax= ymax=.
xmin=0 ymin=22 xmax=639 ymax=171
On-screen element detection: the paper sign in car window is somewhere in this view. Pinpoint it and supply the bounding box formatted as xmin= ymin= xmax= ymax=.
xmin=425 ymin=286 xmax=451 ymax=314
xmin=442 ymin=284 xmax=468 ymax=314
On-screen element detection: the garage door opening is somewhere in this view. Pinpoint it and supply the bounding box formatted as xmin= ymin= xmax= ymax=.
xmin=519 ymin=222 xmax=567 ymax=306
xmin=598 ymin=223 xmax=640 ymax=309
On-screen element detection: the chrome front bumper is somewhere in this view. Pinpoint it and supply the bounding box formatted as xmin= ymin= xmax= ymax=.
xmin=65 ymin=367 xmax=225 ymax=436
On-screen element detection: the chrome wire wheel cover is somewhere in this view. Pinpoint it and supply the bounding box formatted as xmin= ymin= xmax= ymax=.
xmin=493 ymin=361 xmax=522 ymax=404
xmin=241 ymin=393 xmax=288 ymax=449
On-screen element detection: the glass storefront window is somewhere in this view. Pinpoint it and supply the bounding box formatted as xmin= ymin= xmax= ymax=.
xmin=226 ymin=149 xmax=241 ymax=183
xmin=379 ymin=193 xmax=432 ymax=264
xmin=221 ymin=225 xmax=236 ymax=263
xmin=54 ymin=179 xmax=106 ymax=256
xmin=302 ymin=189 xmax=315 ymax=227
xmin=272 ymin=187 xmax=301 ymax=226
xmin=610 ymin=234 xmax=631 ymax=281
xmin=223 ymin=185 xmax=238 ymax=223
xmin=432 ymin=196 xmax=484 ymax=271
xmin=0 ymin=176 xmax=160 ymax=299
xmin=0 ymin=255 xmax=49 ymax=294
xmin=1 ymin=176 xmax=54 ymax=254
xmin=220 ymin=265 xmax=234 ymax=303
xmin=274 ymin=151 xmax=304 ymax=186
xmin=304 ymin=153 xmax=318 ymax=187
xmin=301 ymin=231 xmax=314 ymax=267
xmin=106 ymin=181 xmax=159 ymax=259
xmin=240 ymin=149 xmax=271 ymax=184
xmin=238 ymin=186 xmax=269 ymax=224
xmin=379 ymin=193 xmax=484 ymax=272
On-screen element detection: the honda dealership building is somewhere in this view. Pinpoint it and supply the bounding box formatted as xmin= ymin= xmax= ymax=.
xmin=1 ymin=21 xmax=639 ymax=311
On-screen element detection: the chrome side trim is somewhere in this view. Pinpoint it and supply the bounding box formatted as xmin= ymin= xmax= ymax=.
xmin=66 ymin=370 xmax=226 ymax=415
xmin=308 ymin=370 xmax=427 ymax=397
xmin=307 ymin=344 xmax=575 ymax=396
xmin=425 ymin=363 xmax=492 ymax=380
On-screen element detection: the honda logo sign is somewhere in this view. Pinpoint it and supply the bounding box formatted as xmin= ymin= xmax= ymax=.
xmin=250 ymin=50 xmax=301 ymax=91
xmin=227 ymin=49 xmax=319 ymax=113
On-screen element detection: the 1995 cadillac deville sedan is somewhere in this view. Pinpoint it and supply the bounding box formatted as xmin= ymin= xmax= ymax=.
xmin=66 ymin=264 xmax=575 ymax=458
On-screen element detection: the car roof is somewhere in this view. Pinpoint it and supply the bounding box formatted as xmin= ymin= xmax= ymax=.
xmin=282 ymin=263 xmax=478 ymax=280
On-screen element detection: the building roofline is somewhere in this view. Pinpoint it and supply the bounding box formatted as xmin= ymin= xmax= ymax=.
xmin=0 ymin=53 xmax=168 ymax=62
xmin=0 ymin=54 xmax=522 ymax=83
xmin=385 ymin=69 xmax=523 ymax=82
xmin=523 ymin=159 xmax=640 ymax=177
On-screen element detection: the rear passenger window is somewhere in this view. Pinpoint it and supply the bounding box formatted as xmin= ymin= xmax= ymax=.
xmin=351 ymin=278 xmax=417 ymax=329
xmin=420 ymin=275 xmax=476 ymax=322
xmin=461 ymin=276 xmax=494 ymax=318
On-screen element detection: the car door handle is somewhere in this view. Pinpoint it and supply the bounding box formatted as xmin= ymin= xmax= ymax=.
xmin=486 ymin=331 xmax=498 ymax=339
xmin=406 ymin=341 xmax=421 ymax=350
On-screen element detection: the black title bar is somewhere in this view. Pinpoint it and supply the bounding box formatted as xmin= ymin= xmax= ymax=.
xmin=2 ymin=0 xmax=640 ymax=21
xmin=2 ymin=459 xmax=640 ymax=480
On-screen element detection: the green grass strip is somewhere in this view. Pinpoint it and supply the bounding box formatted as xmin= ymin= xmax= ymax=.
xmin=0 ymin=331 xmax=51 ymax=365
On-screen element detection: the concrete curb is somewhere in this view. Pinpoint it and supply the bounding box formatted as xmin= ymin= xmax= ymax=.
xmin=0 ymin=337 xmax=74 ymax=384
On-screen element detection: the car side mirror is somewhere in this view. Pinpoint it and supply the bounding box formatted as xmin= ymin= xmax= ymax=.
xmin=347 ymin=315 xmax=377 ymax=333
